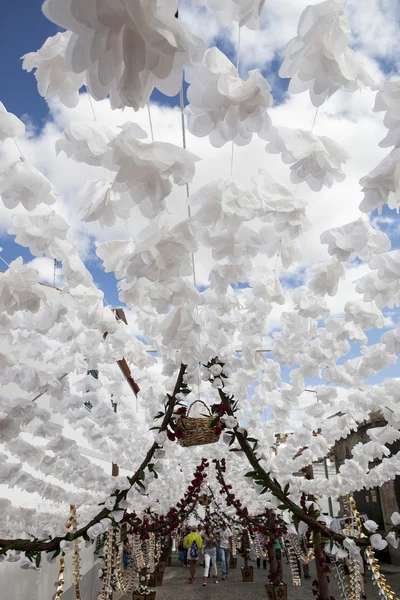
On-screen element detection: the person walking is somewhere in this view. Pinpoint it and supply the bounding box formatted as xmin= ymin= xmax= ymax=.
xmin=217 ymin=522 xmax=233 ymax=580
xmin=184 ymin=525 xmax=203 ymax=584
xmin=256 ymin=531 xmax=267 ymax=569
xmin=202 ymin=525 xmax=218 ymax=586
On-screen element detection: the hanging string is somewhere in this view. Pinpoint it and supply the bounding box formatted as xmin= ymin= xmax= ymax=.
xmin=310 ymin=106 xmax=319 ymax=133
xmin=178 ymin=82 xmax=201 ymax=398
xmin=86 ymin=88 xmax=97 ymax=121
xmin=13 ymin=138 xmax=25 ymax=161
xmin=178 ymin=85 xmax=197 ymax=288
xmin=147 ymin=102 xmax=155 ymax=143
xmin=230 ymin=25 xmax=242 ymax=178
xmin=0 ymin=253 xmax=10 ymax=269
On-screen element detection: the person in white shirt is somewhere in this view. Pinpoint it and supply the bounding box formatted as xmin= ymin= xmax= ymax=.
xmin=217 ymin=523 xmax=233 ymax=580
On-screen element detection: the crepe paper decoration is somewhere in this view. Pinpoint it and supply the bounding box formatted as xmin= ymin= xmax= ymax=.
xmin=109 ymin=123 xmax=200 ymax=217
xmin=320 ymin=219 xmax=391 ymax=262
xmin=55 ymin=121 xmax=120 ymax=167
xmin=79 ymin=179 xmax=131 ymax=228
xmin=373 ymin=80 xmax=400 ymax=149
xmin=0 ymin=160 xmax=57 ymax=211
xmin=263 ymin=126 xmax=349 ymax=191
xmin=359 ymin=148 xmax=400 ymax=214
xmin=22 ymin=32 xmax=86 ymax=108
xmin=8 ymin=212 xmax=69 ymax=257
xmin=0 ymin=102 xmax=25 ymax=141
xmin=279 ymin=0 xmax=374 ymax=107
xmin=185 ymin=46 xmax=272 ymax=147
xmin=42 ymin=0 xmax=204 ymax=110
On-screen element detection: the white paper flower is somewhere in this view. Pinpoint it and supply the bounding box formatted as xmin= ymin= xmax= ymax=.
xmin=80 ymin=179 xmax=131 ymax=228
xmin=212 ymin=377 xmax=224 ymax=389
xmin=344 ymin=300 xmax=384 ymax=330
xmin=364 ymin=519 xmax=379 ymax=533
xmin=320 ymin=219 xmax=390 ymax=262
xmin=253 ymin=169 xmax=309 ymax=238
xmin=122 ymin=218 xmax=197 ymax=284
xmin=359 ymin=148 xmax=400 ymax=214
xmin=391 ymin=511 xmax=400 ymax=526
xmin=0 ymin=160 xmax=57 ymax=211
xmin=87 ymin=522 xmax=104 ymax=539
xmin=292 ymin=287 xmax=330 ymax=319
xmin=190 ymin=179 xmax=261 ymax=233
xmin=8 ymin=212 xmax=69 ymax=257
xmin=263 ymin=126 xmax=349 ymax=191
xmin=185 ymin=47 xmax=272 ymax=147
xmin=308 ymin=259 xmax=345 ymax=297
xmin=279 ymin=0 xmax=374 ymax=106
xmin=373 ymin=80 xmax=400 ymax=149
xmin=42 ymin=0 xmax=203 ymax=110
xmin=225 ymin=416 xmax=237 ymax=428
xmin=22 ymin=32 xmax=85 ymax=108
xmin=209 ymin=364 xmax=223 ymax=377
xmin=60 ymin=540 xmax=74 ymax=552
xmin=109 ymin=123 xmax=200 ymax=217
xmin=112 ymin=510 xmax=124 ymax=523
xmin=0 ymin=258 xmax=45 ymax=315
xmin=156 ymin=431 xmax=167 ymax=446
xmin=370 ymin=533 xmax=387 ymax=550
xmin=0 ymin=102 xmax=25 ymax=141
xmin=355 ymin=250 xmax=400 ymax=308
xmin=56 ymin=121 xmax=119 ymax=166
xmin=195 ymin=0 xmax=265 ymax=29
xmin=104 ymin=496 xmax=116 ymax=511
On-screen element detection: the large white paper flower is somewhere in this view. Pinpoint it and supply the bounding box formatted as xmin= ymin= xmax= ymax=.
xmin=42 ymin=0 xmax=203 ymax=110
xmin=355 ymin=250 xmax=400 ymax=308
xmin=194 ymin=0 xmax=265 ymax=29
xmin=263 ymin=126 xmax=349 ymax=191
xmin=308 ymin=259 xmax=345 ymax=297
xmin=185 ymin=47 xmax=272 ymax=147
xmin=55 ymin=121 xmax=120 ymax=166
xmin=99 ymin=217 xmax=196 ymax=284
xmin=190 ymin=178 xmax=261 ymax=232
xmin=253 ymin=169 xmax=309 ymax=238
xmin=373 ymin=80 xmax=400 ymax=149
xmin=0 ymin=102 xmax=25 ymax=142
xmin=359 ymin=148 xmax=400 ymax=214
xmin=109 ymin=123 xmax=200 ymax=217
xmin=279 ymin=0 xmax=374 ymax=106
xmin=80 ymin=179 xmax=131 ymax=228
xmin=22 ymin=32 xmax=85 ymax=108
xmin=0 ymin=258 xmax=45 ymax=315
xmin=320 ymin=219 xmax=390 ymax=262
xmin=0 ymin=160 xmax=57 ymax=211
xmin=8 ymin=212 xmax=69 ymax=257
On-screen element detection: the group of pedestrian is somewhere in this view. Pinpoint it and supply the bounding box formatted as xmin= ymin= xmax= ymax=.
xmin=179 ymin=522 xmax=233 ymax=585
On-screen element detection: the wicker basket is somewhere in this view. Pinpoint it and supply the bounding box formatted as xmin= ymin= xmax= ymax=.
xmin=177 ymin=400 xmax=220 ymax=447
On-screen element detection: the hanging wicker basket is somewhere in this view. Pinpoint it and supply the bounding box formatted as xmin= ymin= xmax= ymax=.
xmin=176 ymin=400 xmax=220 ymax=447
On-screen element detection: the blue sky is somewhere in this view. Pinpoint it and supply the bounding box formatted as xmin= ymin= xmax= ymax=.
xmin=1 ymin=1 xmax=400 ymax=393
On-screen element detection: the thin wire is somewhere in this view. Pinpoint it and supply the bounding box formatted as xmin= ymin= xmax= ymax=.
xmin=178 ymin=84 xmax=201 ymax=397
xmin=147 ymin=103 xmax=155 ymax=143
xmin=230 ymin=25 xmax=242 ymax=178
xmin=86 ymin=89 xmax=97 ymax=121
xmin=0 ymin=254 xmax=10 ymax=268
xmin=13 ymin=138 xmax=25 ymax=160
xmin=310 ymin=106 xmax=319 ymax=134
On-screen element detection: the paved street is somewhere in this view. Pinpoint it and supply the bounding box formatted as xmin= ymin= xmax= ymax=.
xmin=121 ymin=554 xmax=400 ymax=600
